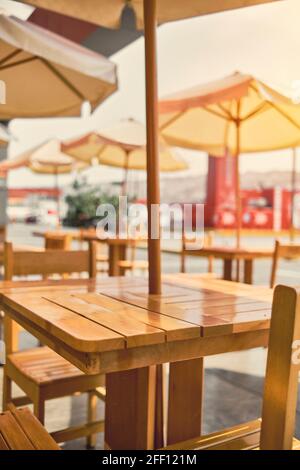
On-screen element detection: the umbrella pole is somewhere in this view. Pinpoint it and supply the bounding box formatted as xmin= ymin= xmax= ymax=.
xmin=55 ymin=169 xmax=61 ymax=228
xmin=235 ymin=109 xmax=242 ymax=280
xmin=144 ymin=0 xmax=161 ymax=295
xmin=122 ymin=151 xmax=130 ymax=197
xmin=144 ymin=0 xmax=164 ymax=452
xmin=290 ymin=148 xmax=297 ymax=242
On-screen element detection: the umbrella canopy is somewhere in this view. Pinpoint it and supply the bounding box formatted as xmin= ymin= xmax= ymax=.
xmin=0 ymin=11 xmax=117 ymax=119
xmin=0 ymin=139 xmax=87 ymax=224
xmin=159 ymin=72 xmax=300 ymax=247
xmin=0 ymin=139 xmax=87 ymax=175
xmin=19 ymin=0 xmax=282 ymax=29
xmin=62 ymin=120 xmax=187 ymax=172
xmin=159 ymin=72 xmax=300 ymax=154
xmin=17 ymin=0 xmax=282 ymax=296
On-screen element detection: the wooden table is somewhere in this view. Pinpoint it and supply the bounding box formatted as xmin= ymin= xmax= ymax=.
xmin=33 ymin=230 xmax=147 ymax=277
xmin=0 ymin=276 xmax=272 ymax=449
xmin=183 ymin=246 xmax=274 ymax=284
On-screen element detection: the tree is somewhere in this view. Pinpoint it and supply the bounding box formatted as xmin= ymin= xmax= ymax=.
xmin=64 ymin=179 xmax=119 ymax=227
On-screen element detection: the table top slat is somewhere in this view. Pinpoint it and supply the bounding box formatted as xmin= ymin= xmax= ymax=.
xmin=75 ymin=292 xmax=201 ymax=342
xmin=44 ymin=294 xmax=166 ymax=348
xmin=3 ymin=294 xmax=125 ymax=352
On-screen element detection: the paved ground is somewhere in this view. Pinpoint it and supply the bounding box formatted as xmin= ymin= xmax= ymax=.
xmin=1 ymin=223 xmax=300 ymax=449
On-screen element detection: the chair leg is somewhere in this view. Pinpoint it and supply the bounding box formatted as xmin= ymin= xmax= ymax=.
xmin=87 ymin=391 xmax=98 ymax=449
xmin=2 ymin=372 xmax=12 ymax=411
xmin=33 ymin=392 xmax=45 ymax=425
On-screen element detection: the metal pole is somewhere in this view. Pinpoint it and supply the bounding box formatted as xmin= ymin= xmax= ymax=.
xmin=144 ymin=0 xmax=161 ymax=295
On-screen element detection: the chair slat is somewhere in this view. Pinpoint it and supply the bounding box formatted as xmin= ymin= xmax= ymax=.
xmin=0 ymin=411 xmax=35 ymax=450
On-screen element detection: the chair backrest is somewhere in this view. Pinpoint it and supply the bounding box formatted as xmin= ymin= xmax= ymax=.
xmin=44 ymin=232 xmax=72 ymax=251
xmin=260 ymin=284 xmax=300 ymax=450
xmin=0 ymin=225 xmax=6 ymax=244
xmin=4 ymin=241 xmax=97 ymax=281
xmin=270 ymin=240 xmax=300 ymax=288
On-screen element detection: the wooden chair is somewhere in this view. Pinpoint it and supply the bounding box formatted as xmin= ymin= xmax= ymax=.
xmin=44 ymin=232 xmax=72 ymax=250
xmin=0 ymin=225 xmax=6 ymax=244
xmin=118 ymin=239 xmax=148 ymax=275
xmin=0 ymin=404 xmax=60 ymax=450
xmin=181 ymin=230 xmax=215 ymax=274
xmin=164 ymin=284 xmax=300 ymax=450
xmin=2 ymin=241 xmax=105 ymax=448
xmin=79 ymin=229 xmax=109 ymax=274
xmin=95 ymin=242 xmax=109 ymax=274
xmin=270 ymin=240 xmax=300 ymax=288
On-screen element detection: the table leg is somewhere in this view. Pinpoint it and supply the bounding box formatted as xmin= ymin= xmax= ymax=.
xmin=167 ymin=358 xmax=203 ymax=445
xmin=223 ymin=259 xmax=233 ymax=281
xmin=154 ymin=364 xmax=164 ymax=449
xmin=108 ymin=245 xmax=127 ymax=277
xmin=105 ymin=366 xmax=157 ymax=450
xmin=244 ymin=260 xmax=254 ymax=285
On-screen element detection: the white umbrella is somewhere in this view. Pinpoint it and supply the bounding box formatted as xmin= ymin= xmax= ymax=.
xmin=0 ymin=10 xmax=117 ymax=119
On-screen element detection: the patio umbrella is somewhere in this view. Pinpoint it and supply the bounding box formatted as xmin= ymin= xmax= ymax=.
xmin=0 ymin=139 xmax=87 ymax=222
xmin=62 ymin=119 xmax=188 ymax=196
xmin=159 ymin=72 xmax=300 ymax=249
xmin=0 ymin=11 xmax=117 ymax=119
xmin=19 ymin=0 xmax=281 ymax=294
xmin=18 ymin=1 xmax=282 ymax=29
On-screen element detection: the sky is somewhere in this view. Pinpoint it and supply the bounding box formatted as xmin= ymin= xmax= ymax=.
xmin=3 ymin=0 xmax=300 ymax=188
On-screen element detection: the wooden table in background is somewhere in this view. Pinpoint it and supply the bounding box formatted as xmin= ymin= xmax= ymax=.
xmin=80 ymin=233 xmax=147 ymax=277
xmin=1 ymin=276 xmax=272 ymax=449
xmin=183 ymin=246 xmax=274 ymax=284
xmin=33 ymin=230 xmax=147 ymax=277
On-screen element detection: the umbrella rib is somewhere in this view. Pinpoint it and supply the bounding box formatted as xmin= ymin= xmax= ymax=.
xmin=217 ymin=103 xmax=234 ymax=120
xmin=159 ymin=111 xmax=187 ymax=131
xmin=242 ymin=102 xmax=270 ymax=121
xmin=40 ymin=58 xmax=86 ymax=100
xmin=250 ymin=82 xmax=300 ymax=130
xmin=0 ymin=48 xmax=22 ymax=66
xmin=0 ymin=56 xmax=38 ymax=71
xmin=204 ymin=106 xmax=230 ymax=121
xmin=268 ymin=101 xmax=300 ymax=131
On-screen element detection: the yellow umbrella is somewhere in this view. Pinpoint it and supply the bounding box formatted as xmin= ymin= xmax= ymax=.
xmin=160 ymin=72 xmax=300 ymax=248
xmin=0 ymin=139 xmax=87 ymax=222
xmin=62 ymin=119 xmax=187 ymax=195
xmin=20 ymin=0 xmax=281 ymax=294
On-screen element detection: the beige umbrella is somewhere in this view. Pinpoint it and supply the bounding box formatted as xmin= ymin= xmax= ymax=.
xmin=0 ymin=11 xmax=117 ymax=119
xmin=19 ymin=1 xmax=282 ymax=29
xmin=62 ymin=119 xmax=188 ymax=195
xmin=20 ymin=0 xmax=281 ymax=294
xmin=159 ymin=72 xmax=300 ymax=249
xmin=0 ymin=139 xmax=87 ymax=222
